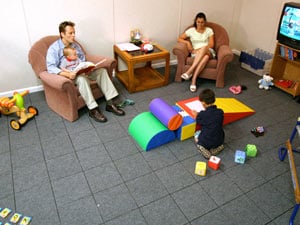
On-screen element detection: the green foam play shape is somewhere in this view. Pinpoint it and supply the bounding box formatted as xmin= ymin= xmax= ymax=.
xmin=128 ymin=112 xmax=175 ymax=151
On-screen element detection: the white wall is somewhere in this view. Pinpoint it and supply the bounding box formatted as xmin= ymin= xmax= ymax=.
xmin=1 ymin=0 xmax=299 ymax=96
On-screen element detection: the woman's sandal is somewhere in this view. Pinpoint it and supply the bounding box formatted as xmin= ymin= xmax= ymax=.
xmin=190 ymin=85 xmax=197 ymax=93
xmin=181 ymin=73 xmax=192 ymax=80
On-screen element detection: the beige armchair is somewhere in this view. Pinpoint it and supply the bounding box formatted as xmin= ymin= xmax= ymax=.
xmin=28 ymin=35 xmax=117 ymax=122
xmin=173 ymin=22 xmax=233 ymax=87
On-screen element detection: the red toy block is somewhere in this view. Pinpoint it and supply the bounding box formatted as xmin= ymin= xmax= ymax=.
xmin=208 ymin=156 xmax=221 ymax=170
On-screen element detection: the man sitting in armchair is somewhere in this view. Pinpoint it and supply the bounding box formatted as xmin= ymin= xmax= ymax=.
xmin=46 ymin=21 xmax=125 ymax=123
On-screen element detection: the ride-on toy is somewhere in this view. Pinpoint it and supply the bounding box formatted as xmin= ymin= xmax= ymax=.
xmin=0 ymin=90 xmax=38 ymax=130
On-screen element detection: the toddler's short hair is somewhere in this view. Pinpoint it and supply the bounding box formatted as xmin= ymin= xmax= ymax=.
xmin=63 ymin=46 xmax=76 ymax=57
xmin=199 ymin=89 xmax=215 ymax=104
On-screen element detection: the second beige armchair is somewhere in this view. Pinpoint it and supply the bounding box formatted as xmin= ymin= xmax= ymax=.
xmin=173 ymin=22 xmax=233 ymax=88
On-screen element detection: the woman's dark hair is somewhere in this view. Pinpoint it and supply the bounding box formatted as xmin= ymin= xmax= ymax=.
xmin=59 ymin=21 xmax=75 ymax=34
xmin=193 ymin=12 xmax=207 ymax=27
xmin=199 ymin=89 xmax=215 ymax=104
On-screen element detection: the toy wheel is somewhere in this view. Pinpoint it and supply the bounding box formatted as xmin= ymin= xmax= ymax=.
xmin=10 ymin=119 xmax=21 ymax=130
xmin=28 ymin=106 xmax=38 ymax=115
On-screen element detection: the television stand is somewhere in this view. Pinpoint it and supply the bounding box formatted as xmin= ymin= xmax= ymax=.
xmin=270 ymin=42 xmax=300 ymax=97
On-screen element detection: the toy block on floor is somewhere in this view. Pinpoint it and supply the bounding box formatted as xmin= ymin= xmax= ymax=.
xmin=235 ymin=150 xmax=246 ymax=164
xmin=245 ymin=144 xmax=257 ymax=157
xmin=172 ymin=105 xmax=196 ymax=141
xmin=195 ymin=161 xmax=207 ymax=176
xmin=176 ymin=97 xmax=255 ymax=124
xmin=208 ymin=156 xmax=221 ymax=170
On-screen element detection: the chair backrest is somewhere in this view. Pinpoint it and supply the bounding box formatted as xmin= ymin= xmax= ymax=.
xmin=206 ymin=22 xmax=229 ymax=51
xmin=184 ymin=21 xmax=230 ymax=52
xmin=28 ymin=35 xmax=86 ymax=78
xmin=28 ymin=36 xmax=60 ymax=77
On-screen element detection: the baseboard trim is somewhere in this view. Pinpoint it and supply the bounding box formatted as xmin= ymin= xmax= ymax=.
xmin=232 ymin=49 xmax=241 ymax=56
xmin=152 ymin=59 xmax=177 ymax=68
xmin=0 ymin=85 xmax=44 ymax=98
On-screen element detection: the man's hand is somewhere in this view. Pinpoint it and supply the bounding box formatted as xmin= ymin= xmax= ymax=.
xmin=68 ymin=71 xmax=77 ymax=80
xmin=187 ymin=43 xmax=194 ymax=53
xmin=59 ymin=69 xmax=77 ymax=80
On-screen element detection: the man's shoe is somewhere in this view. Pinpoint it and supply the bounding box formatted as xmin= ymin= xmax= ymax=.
xmin=89 ymin=108 xmax=107 ymax=122
xmin=106 ymin=104 xmax=125 ymax=116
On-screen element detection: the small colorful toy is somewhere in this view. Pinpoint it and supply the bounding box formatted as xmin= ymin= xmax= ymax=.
xmin=195 ymin=161 xmax=207 ymax=176
xmin=246 ymin=144 xmax=257 ymax=157
xmin=208 ymin=156 xmax=221 ymax=170
xmin=0 ymin=208 xmax=12 ymax=218
xmin=235 ymin=150 xmax=246 ymax=164
xmin=251 ymin=126 xmax=264 ymax=137
xmin=258 ymin=74 xmax=274 ymax=90
xmin=10 ymin=213 xmax=22 ymax=223
xmin=0 ymin=90 xmax=38 ymax=130
xmin=19 ymin=216 xmax=32 ymax=225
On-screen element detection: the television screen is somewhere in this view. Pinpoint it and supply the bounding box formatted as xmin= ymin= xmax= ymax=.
xmin=279 ymin=5 xmax=300 ymax=41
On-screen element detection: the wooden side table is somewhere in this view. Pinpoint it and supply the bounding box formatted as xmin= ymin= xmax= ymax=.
xmin=113 ymin=44 xmax=170 ymax=93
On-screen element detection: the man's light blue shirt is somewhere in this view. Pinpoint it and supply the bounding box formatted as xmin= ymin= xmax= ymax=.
xmin=46 ymin=39 xmax=86 ymax=74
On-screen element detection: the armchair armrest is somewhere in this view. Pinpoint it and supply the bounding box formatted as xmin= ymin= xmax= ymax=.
xmin=39 ymin=71 xmax=75 ymax=91
xmin=214 ymin=45 xmax=234 ymax=88
xmin=86 ymin=54 xmax=117 ymax=77
xmin=173 ymin=42 xmax=190 ymax=82
xmin=172 ymin=42 xmax=189 ymax=58
xmin=216 ymin=45 xmax=233 ymax=63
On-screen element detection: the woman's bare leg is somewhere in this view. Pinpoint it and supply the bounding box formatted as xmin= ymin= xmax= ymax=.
xmin=184 ymin=46 xmax=209 ymax=76
xmin=191 ymin=54 xmax=210 ymax=86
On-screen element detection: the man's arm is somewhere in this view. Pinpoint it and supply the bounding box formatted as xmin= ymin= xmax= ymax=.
xmin=46 ymin=41 xmax=76 ymax=79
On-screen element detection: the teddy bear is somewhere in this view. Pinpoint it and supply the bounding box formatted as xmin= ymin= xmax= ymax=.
xmin=258 ymin=74 xmax=274 ymax=90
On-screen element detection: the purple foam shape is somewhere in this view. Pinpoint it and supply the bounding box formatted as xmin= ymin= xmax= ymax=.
xmin=149 ymin=98 xmax=182 ymax=130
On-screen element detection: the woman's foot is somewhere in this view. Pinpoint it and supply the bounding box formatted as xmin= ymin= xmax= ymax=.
xmin=181 ymin=73 xmax=192 ymax=80
xmin=190 ymin=84 xmax=197 ymax=93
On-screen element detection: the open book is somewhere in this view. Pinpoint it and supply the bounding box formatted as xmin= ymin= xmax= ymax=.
xmin=73 ymin=58 xmax=107 ymax=74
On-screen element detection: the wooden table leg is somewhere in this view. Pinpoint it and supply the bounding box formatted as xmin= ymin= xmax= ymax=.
xmin=128 ymin=61 xmax=135 ymax=93
xmin=164 ymin=54 xmax=170 ymax=85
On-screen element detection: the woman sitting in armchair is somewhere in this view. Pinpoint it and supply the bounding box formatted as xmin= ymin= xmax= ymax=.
xmin=177 ymin=12 xmax=215 ymax=92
